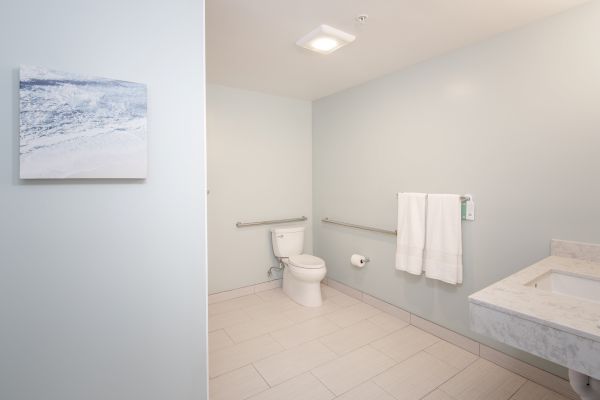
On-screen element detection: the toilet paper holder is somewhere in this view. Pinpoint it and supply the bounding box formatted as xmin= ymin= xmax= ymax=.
xmin=351 ymin=254 xmax=371 ymax=267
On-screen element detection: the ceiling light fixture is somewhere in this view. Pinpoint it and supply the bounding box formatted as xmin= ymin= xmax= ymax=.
xmin=296 ymin=24 xmax=356 ymax=55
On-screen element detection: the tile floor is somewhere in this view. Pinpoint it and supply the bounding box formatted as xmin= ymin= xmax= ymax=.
xmin=209 ymin=286 xmax=569 ymax=400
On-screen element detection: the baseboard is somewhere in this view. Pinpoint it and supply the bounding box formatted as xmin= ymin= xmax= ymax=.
xmin=208 ymin=279 xmax=282 ymax=304
xmin=323 ymin=278 xmax=577 ymax=399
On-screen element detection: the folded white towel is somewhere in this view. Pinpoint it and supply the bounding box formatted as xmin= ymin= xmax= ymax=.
xmin=395 ymin=193 xmax=427 ymax=275
xmin=424 ymin=194 xmax=463 ymax=284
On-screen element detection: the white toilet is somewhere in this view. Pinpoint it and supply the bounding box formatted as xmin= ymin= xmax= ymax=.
xmin=271 ymin=226 xmax=326 ymax=307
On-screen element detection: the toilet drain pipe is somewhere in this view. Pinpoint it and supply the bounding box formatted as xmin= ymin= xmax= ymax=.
xmin=569 ymin=369 xmax=600 ymax=400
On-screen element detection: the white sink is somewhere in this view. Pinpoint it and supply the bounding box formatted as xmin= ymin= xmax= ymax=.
xmin=526 ymin=270 xmax=600 ymax=304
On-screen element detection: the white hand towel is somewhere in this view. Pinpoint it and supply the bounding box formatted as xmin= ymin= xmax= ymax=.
xmin=424 ymin=194 xmax=463 ymax=284
xmin=395 ymin=193 xmax=427 ymax=275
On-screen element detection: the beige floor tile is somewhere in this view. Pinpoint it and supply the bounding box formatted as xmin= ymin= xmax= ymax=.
xmin=320 ymin=285 xmax=347 ymax=299
xmin=325 ymin=303 xmax=381 ymax=328
xmin=328 ymin=292 xmax=362 ymax=307
xmin=209 ymin=365 xmax=269 ymax=400
xmin=368 ymin=312 xmax=410 ymax=332
xmin=425 ymin=340 xmax=478 ymax=370
xmin=244 ymin=300 xmax=302 ymax=319
xmin=209 ymin=309 xmax=253 ymax=332
xmin=312 ymin=346 xmax=396 ymax=395
xmin=422 ymin=390 xmax=456 ymax=400
xmin=319 ymin=320 xmax=396 ymax=355
xmin=225 ymin=314 xmax=296 ymax=343
xmin=334 ymin=381 xmax=395 ymax=400
xmin=282 ymin=299 xmax=343 ymax=323
xmin=209 ymin=329 xmax=235 ymax=352
xmin=510 ymin=381 xmax=569 ymax=400
xmin=248 ymin=373 xmax=334 ymax=400
xmin=271 ymin=316 xmax=340 ymax=349
xmin=440 ymin=359 xmax=526 ymax=400
xmin=253 ymin=341 xmax=337 ymax=386
xmin=373 ymin=351 xmax=459 ymax=400
xmin=255 ymin=288 xmax=289 ymax=302
xmin=370 ymin=325 xmax=440 ymax=362
xmin=210 ymin=335 xmax=284 ymax=378
xmin=209 ymin=295 xmax=266 ymax=316
xmin=244 ymin=298 xmax=304 ymax=318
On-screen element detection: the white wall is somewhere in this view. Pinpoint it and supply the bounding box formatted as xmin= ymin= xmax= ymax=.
xmin=312 ymin=1 xmax=600 ymax=378
xmin=0 ymin=1 xmax=207 ymax=399
xmin=207 ymin=85 xmax=312 ymax=294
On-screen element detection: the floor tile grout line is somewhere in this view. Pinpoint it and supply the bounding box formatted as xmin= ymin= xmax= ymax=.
xmin=437 ymin=387 xmax=460 ymax=400
xmin=366 ymin=345 xmax=468 ymax=399
xmin=317 ymin=320 xmax=411 ymax=357
xmin=506 ymin=377 xmax=529 ymax=400
xmin=252 ymin=342 xmax=338 ymax=389
xmin=309 ymin=370 xmax=337 ymax=398
xmin=208 ymin=340 xmax=286 ymax=379
xmin=250 ymin=363 xmax=272 ymax=390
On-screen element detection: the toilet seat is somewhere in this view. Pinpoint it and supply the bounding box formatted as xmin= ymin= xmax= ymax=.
xmin=288 ymin=254 xmax=325 ymax=269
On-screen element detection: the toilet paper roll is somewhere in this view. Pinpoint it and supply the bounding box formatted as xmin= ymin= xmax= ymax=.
xmin=351 ymin=254 xmax=368 ymax=268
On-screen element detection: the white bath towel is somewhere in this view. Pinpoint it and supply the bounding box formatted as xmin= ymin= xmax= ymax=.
xmin=424 ymin=194 xmax=463 ymax=284
xmin=395 ymin=193 xmax=427 ymax=275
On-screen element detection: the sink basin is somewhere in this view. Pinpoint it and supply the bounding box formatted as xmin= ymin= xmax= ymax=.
xmin=526 ymin=270 xmax=600 ymax=304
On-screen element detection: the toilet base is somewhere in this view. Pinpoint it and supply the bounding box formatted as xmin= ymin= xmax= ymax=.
xmin=282 ymin=267 xmax=324 ymax=307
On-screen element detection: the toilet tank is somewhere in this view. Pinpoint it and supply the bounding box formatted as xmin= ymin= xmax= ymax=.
xmin=271 ymin=227 xmax=305 ymax=258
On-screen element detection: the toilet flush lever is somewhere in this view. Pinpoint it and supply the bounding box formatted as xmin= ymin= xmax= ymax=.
xmin=277 ymin=234 xmax=284 ymax=238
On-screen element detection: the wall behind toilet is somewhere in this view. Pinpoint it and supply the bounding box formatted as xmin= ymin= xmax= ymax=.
xmin=312 ymin=1 xmax=600 ymax=378
xmin=207 ymin=84 xmax=312 ymax=294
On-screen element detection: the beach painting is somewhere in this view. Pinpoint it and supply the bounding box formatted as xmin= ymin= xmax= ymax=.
xmin=19 ymin=66 xmax=147 ymax=179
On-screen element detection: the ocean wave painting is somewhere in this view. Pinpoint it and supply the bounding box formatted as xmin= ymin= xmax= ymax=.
xmin=19 ymin=65 xmax=147 ymax=178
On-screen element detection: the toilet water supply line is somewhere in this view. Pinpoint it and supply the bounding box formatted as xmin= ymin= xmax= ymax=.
xmin=267 ymin=258 xmax=286 ymax=278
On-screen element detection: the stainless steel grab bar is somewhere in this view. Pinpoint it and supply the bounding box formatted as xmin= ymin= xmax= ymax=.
xmin=321 ymin=217 xmax=397 ymax=236
xmin=397 ymin=194 xmax=471 ymax=202
xmin=236 ymin=216 xmax=307 ymax=228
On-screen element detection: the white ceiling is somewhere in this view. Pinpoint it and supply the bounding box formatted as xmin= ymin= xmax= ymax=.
xmin=207 ymin=0 xmax=588 ymax=100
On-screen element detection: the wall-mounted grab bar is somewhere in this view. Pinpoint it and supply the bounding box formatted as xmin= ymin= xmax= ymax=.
xmin=397 ymin=194 xmax=471 ymax=202
xmin=236 ymin=216 xmax=307 ymax=228
xmin=321 ymin=217 xmax=397 ymax=236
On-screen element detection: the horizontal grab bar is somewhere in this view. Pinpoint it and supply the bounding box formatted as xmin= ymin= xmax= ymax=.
xmin=236 ymin=216 xmax=307 ymax=228
xmin=321 ymin=217 xmax=397 ymax=236
xmin=397 ymin=194 xmax=471 ymax=202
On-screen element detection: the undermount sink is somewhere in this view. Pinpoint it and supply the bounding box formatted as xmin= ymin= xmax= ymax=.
xmin=526 ymin=270 xmax=600 ymax=304
xmin=469 ymin=241 xmax=600 ymax=398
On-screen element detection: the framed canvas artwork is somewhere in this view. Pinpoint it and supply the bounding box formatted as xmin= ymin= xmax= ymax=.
xmin=19 ymin=66 xmax=147 ymax=179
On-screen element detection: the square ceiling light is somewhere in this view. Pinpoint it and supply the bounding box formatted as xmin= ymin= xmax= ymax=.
xmin=296 ymin=24 xmax=356 ymax=55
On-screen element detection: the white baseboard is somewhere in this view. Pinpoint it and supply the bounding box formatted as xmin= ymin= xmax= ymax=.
xmin=208 ymin=279 xmax=282 ymax=304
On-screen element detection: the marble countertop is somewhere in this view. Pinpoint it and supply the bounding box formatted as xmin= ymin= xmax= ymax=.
xmin=469 ymin=255 xmax=600 ymax=343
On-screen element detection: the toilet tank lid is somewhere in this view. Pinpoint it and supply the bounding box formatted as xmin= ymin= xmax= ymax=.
xmin=271 ymin=226 xmax=305 ymax=234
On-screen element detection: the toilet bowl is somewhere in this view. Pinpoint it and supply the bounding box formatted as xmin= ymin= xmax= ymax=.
xmin=271 ymin=227 xmax=326 ymax=307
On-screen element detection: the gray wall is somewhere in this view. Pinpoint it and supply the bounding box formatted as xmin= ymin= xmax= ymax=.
xmin=0 ymin=1 xmax=207 ymax=399
xmin=207 ymin=84 xmax=312 ymax=294
xmin=313 ymin=1 xmax=600 ymax=378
